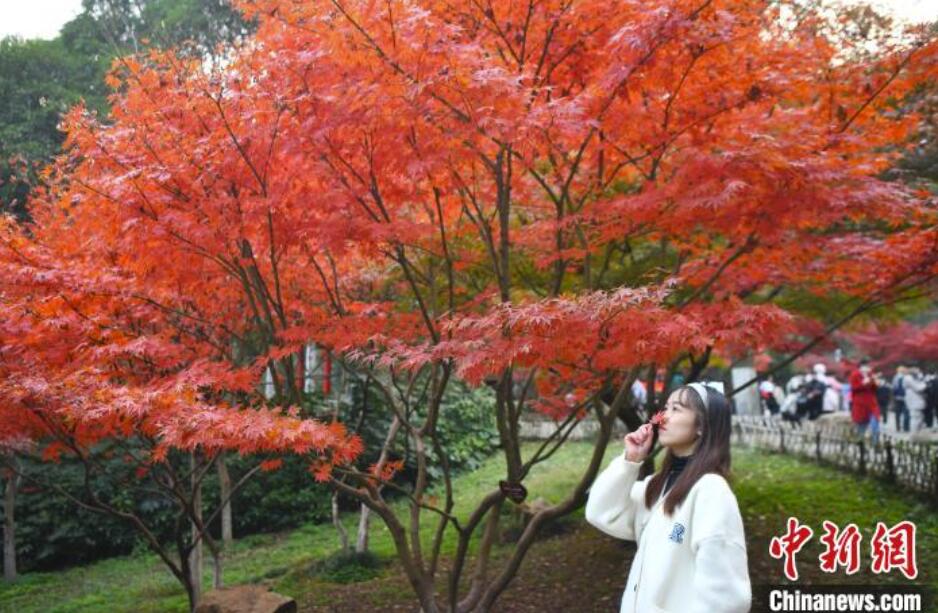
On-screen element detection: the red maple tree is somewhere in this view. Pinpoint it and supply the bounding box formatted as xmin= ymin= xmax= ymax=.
xmin=842 ymin=319 xmax=938 ymax=367
xmin=2 ymin=0 xmax=937 ymax=610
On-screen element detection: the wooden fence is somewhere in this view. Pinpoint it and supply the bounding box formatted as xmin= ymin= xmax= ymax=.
xmin=733 ymin=415 xmax=938 ymax=507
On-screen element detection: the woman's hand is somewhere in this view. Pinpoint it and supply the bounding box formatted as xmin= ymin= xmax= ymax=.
xmin=623 ymin=423 xmax=654 ymax=463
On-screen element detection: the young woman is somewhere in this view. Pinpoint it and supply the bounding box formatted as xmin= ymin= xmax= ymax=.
xmin=585 ymin=382 xmax=751 ymax=613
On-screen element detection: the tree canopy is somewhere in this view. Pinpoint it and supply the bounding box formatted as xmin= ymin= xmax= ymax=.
xmin=1 ymin=0 xmax=936 ymax=610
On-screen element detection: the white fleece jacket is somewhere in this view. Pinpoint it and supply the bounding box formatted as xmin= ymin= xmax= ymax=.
xmin=585 ymin=454 xmax=752 ymax=613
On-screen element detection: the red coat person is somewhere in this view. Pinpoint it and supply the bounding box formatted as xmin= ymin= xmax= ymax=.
xmin=849 ymin=368 xmax=879 ymax=425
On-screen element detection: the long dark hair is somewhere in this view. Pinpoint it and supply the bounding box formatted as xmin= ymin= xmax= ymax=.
xmin=643 ymin=384 xmax=733 ymax=516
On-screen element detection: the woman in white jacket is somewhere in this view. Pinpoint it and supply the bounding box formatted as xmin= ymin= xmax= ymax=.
xmin=902 ymin=368 xmax=928 ymax=432
xmin=585 ymin=382 xmax=751 ymax=613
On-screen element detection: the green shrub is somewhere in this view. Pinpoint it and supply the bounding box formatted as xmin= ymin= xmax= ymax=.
xmin=2 ymin=379 xmax=499 ymax=573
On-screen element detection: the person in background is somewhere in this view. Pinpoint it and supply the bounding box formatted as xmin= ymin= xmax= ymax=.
xmin=902 ymin=366 xmax=928 ymax=434
xmin=849 ymin=358 xmax=880 ymax=445
xmin=779 ymin=382 xmax=802 ymax=426
xmin=801 ymin=370 xmax=827 ymax=420
xmin=892 ymin=366 xmax=909 ymax=432
xmin=654 ymin=369 xmax=666 ymax=397
xmin=785 ymin=373 xmax=804 ymax=397
xmin=632 ymin=378 xmax=648 ymax=411
xmin=759 ymin=375 xmax=780 ymax=417
xmin=923 ymin=372 xmax=937 ymax=430
xmin=841 ymin=373 xmax=852 ymax=413
xmin=669 ymin=371 xmax=686 ymax=395
xmin=813 ymin=363 xmax=842 ymax=414
xmin=874 ymin=371 xmax=891 ymax=428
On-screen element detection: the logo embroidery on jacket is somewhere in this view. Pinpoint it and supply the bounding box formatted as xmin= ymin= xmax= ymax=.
xmin=669 ymin=522 xmax=686 ymax=544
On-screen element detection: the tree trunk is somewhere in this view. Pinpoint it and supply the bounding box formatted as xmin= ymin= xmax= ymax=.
xmin=332 ymin=490 xmax=349 ymax=551
xmin=212 ymin=548 xmax=223 ymax=589
xmin=355 ymin=502 xmax=369 ymax=553
xmin=190 ymin=454 xmax=203 ymax=607
xmin=3 ymin=460 xmax=18 ymax=582
xmin=355 ymin=414 xmax=401 ymax=554
xmin=456 ymin=498 xmax=503 ymax=611
xmin=217 ymin=453 xmax=233 ymax=549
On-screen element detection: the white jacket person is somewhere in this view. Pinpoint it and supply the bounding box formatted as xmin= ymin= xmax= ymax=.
xmin=586 ymin=382 xmax=751 ymax=613
xmin=902 ymin=371 xmax=928 ymax=432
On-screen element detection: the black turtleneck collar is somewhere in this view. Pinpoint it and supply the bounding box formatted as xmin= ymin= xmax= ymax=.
xmin=670 ymin=453 xmax=694 ymax=472
xmin=663 ymin=453 xmax=695 ymax=493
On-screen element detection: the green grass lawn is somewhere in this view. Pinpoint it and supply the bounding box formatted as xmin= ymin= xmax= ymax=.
xmin=732 ymin=445 xmax=938 ymax=612
xmin=1 ymin=441 xmax=935 ymax=612
xmin=0 ymin=440 xmax=595 ymax=612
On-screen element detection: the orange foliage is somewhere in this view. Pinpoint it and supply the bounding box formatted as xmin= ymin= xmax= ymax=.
xmin=1 ymin=0 xmax=936 ymax=464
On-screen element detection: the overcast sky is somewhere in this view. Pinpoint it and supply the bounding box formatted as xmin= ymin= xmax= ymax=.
xmin=2 ymin=0 xmax=85 ymax=40
xmin=0 ymin=0 xmax=935 ymax=40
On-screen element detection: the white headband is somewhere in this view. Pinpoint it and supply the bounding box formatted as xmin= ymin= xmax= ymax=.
xmin=687 ymin=381 xmax=725 ymax=410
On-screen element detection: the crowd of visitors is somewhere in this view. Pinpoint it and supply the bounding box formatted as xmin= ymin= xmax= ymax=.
xmin=627 ymin=361 xmax=938 ymax=446
xmin=758 ymin=362 xmax=938 ymax=445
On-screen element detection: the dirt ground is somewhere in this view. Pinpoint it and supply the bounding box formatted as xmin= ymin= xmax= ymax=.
xmin=298 ymin=520 xmax=636 ymax=612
